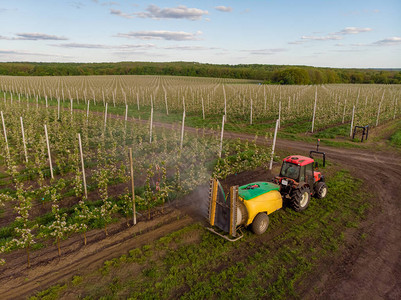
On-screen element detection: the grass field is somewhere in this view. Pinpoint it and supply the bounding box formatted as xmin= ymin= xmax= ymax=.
xmin=29 ymin=167 xmax=370 ymax=299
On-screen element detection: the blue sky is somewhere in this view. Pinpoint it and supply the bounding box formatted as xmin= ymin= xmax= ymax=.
xmin=0 ymin=0 xmax=400 ymax=68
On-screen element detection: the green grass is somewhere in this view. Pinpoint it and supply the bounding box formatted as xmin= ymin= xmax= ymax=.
xmin=390 ymin=129 xmax=401 ymax=147
xmin=30 ymin=168 xmax=370 ymax=299
xmin=28 ymin=284 xmax=67 ymax=300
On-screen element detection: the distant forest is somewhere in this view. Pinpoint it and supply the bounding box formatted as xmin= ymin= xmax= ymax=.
xmin=0 ymin=62 xmax=400 ymax=84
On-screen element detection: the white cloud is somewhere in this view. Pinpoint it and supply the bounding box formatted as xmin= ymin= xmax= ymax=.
xmin=163 ymin=45 xmax=218 ymax=51
xmin=0 ymin=49 xmax=70 ymax=58
xmin=244 ymin=48 xmax=287 ymax=55
xmin=0 ymin=50 xmax=28 ymax=55
xmin=102 ymin=1 xmax=118 ymax=6
xmin=373 ymin=37 xmax=401 ymax=46
xmin=337 ymin=27 xmax=372 ymax=35
xmin=53 ymin=43 xmax=156 ymax=50
xmin=69 ymin=1 xmax=84 ymax=9
xmin=116 ymin=30 xmax=202 ymax=41
xmin=288 ymin=41 xmax=305 ymax=45
xmin=119 ymin=44 xmax=156 ymax=49
xmin=215 ymin=6 xmax=232 ymax=12
xmin=134 ymin=5 xmax=208 ymax=20
xmin=110 ymin=8 xmax=134 ymax=19
xmin=4 ymin=33 xmax=69 ymax=40
xmin=54 ymin=43 xmax=111 ymax=49
xmin=294 ymin=27 xmax=372 ymax=44
xmin=301 ymin=35 xmax=342 ymax=41
xmin=343 ymin=9 xmax=380 ymax=16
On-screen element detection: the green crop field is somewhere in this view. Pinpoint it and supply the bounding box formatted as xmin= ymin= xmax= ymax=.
xmin=0 ymin=75 xmax=400 ymax=299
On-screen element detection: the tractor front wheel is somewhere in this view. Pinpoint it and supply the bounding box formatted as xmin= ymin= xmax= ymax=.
xmin=252 ymin=213 xmax=269 ymax=235
xmin=314 ymin=182 xmax=328 ymax=199
xmin=291 ymin=186 xmax=311 ymax=212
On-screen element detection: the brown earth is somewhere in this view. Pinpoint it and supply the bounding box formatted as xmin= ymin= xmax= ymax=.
xmin=0 ymin=114 xmax=400 ymax=299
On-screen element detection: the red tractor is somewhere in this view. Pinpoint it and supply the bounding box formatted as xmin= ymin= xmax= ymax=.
xmin=274 ymin=150 xmax=328 ymax=211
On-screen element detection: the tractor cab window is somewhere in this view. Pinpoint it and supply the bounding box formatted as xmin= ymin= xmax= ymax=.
xmin=299 ymin=166 xmax=305 ymax=182
xmin=305 ymin=163 xmax=314 ymax=184
xmin=280 ymin=162 xmax=300 ymax=181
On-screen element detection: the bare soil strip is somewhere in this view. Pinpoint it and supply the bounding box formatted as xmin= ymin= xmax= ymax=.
xmin=0 ymin=208 xmax=192 ymax=299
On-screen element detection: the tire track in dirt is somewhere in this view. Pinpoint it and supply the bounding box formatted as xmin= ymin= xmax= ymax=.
xmin=0 ymin=209 xmax=193 ymax=299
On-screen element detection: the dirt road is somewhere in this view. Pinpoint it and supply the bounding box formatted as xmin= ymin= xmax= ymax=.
xmin=1 ymin=114 xmax=400 ymax=299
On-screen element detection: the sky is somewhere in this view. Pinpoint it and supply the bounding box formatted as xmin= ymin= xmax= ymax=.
xmin=0 ymin=0 xmax=400 ymax=68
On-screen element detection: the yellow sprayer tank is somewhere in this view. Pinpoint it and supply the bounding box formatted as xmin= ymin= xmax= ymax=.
xmin=237 ymin=182 xmax=282 ymax=226
xmin=208 ymin=179 xmax=282 ymax=240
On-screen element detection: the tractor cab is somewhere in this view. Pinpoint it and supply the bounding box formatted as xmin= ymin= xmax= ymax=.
xmin=278 ymin=155 xmax=320 ymax=189
xmin=274 ymin=152 xmax=327 ymax=212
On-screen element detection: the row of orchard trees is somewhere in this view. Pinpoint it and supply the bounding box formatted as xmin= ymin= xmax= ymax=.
xmin=1 ymin=62 xmax=400 ymax=84
xmin=0 ymin=92 xmax=239 ymax=268
xmin=0 ymin=76 xmax=400 ymax=136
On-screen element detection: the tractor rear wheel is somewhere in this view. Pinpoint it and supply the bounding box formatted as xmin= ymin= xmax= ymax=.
xmin=252 ymin=213 xmax=269 ymax=235
xmin=314 ymin=182 xmax=328 ymax=199
xmin=291 ymin=186 xmax=311 ymax=212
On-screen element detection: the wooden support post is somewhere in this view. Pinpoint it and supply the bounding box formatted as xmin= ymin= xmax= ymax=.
xmin=342 ymin=99 xmax=347 ymax=123
xmin=350 ymin=105 xmax=355 ymax=137
xmin=1 ymin=111 xmax=9 ymax=156
xmin=125 ymin=104 xmax=128 ymax=121
xmin=311 ymin=87 xmax=317 ymax=133
xmin=219 ymin=115 xmax=225 ymax=158
xmin=44 ymin=124 xmax=54 ymax=179
xmin=376 ymin=91 xmax=384 ymax=127
xmin=269 ymin=119 xmax=279 ymax=170
xmin=201 ymin=97 xmax=205 ymax=120
xmin=129 ymin=148 xmax=136 ymax=225
xmin=57 ymin=98 xmax=60 ymax=120
xmin=278 ymin=101 xmax=281 ymax=129
xmin=20 ymin=117 xmax=28 ymax=163
xmin=223 ymin=85 xmax=227 ymax=119
xmin=149 ymin=106 xmax=153 ymax=143
xmin=104 ymin=102 xmax=108 ymax=130
xmin=180 ymin=110 xmax=185 ymax=149
xmin=164 ymin=92 xmax=169 ymax=115
xmin=78 ymin=133 xmax=88 ymax=198
xmin=250 ymin=98 xmax=253 ymax=125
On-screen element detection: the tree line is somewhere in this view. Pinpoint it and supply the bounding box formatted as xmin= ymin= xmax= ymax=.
xmin=0 ymin=62 xmax=400 ymax=84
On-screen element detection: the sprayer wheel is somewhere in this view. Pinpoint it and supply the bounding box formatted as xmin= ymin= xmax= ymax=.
xmin=252 ymin=213 xmax=269 ymax=235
